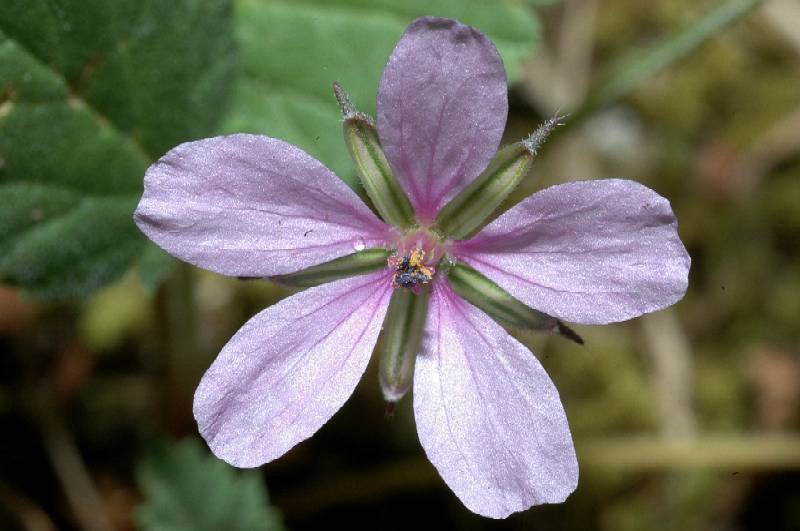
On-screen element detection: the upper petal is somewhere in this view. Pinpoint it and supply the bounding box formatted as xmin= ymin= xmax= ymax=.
xmin=194 ymin=271 xmax=392 ymax=468
xmin=134 ymin=134 xmax=391 ymax=277
xmin=377 ymin=17 xmax=508 ymax=222
xmin=414 ymin=282 xmax=578 ymax=519
xmin=454 ymin=179 xmax=691 ymax=324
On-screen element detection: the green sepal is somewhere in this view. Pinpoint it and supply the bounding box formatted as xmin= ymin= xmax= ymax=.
xmin=334 ymin=82 xmax=415 ymax=229
xmin=379 ymin=286 xmax=430 ymax=402
xmin=447 ymin=261 xmax=583 ymax=344
xmin=434 ymin=116 xmax=561 ymax=239
xmin=270 ymin=248 xmax=390 ymax=288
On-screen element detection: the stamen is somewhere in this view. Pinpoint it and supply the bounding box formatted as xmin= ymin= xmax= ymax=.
xmin=388 ymin=248 xmax=435 ymax=292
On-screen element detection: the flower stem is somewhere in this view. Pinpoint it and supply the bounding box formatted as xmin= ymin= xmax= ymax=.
xmin=156 ymin=262 xmax=200 ymax=434
xmin=38 ymin=409 xmax=115 ymax=531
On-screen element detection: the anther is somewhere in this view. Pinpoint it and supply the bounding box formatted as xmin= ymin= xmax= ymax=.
xmin=389 ymin=249 xmax=435 ymax=293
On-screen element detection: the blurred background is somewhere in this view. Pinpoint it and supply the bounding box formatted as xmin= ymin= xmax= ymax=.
xmin=1 ymin=0 xmax=799 ymax=529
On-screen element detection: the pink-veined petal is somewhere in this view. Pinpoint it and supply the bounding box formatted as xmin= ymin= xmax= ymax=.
xmin=377 ymin=17 xmax=508 ymax=222
xmin=454 ymin=179 xmax=690 ymax=324
xmin=134 ymin=134 xmax=391 ymax=277
xmin=194 ymin=271 xmax=392 ymax=467
xmin=414 ymin=282 xmax=578 ymax=519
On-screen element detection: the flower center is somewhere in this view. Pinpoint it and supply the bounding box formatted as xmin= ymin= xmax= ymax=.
xmin=388 ymin=249 xmax=435 ymax=292
xmin=387 ymin=231 xmax=444 ymax=293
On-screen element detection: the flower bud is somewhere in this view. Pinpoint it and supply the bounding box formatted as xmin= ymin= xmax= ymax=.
xmin=434 ymin=116 xmax=561 ymax=239
xmin=271 ymin=248 xmax=390 ymax=288
xmin=379 ymin=285 xmax=430 ymax=403
xmin=334 ymin=82 xmax=415 ymax=230
xmin=447 ymin=261 xmax=582 ymax=343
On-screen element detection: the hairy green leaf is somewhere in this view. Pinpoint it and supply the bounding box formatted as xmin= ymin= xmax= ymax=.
xmin=0 ymin=0 xmax=236 ymax=298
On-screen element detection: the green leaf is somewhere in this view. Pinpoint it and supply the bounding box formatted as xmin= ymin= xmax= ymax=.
xmin=136 ymin=438 xmax=285 ymax=531
xmin=1 ymin=195 xmax=143 ymax=298
xmin=224 ymin=0 xmax=541 ymax=186
xmin=0 ymin=0 xmax=236 ymax=298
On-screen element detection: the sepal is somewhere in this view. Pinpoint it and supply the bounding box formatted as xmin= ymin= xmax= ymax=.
xmin=379 ymin=285 xmax=430 ymax=403
xmin=271 ymin=248 xmax=390 ymax=288
xmin=434 ymin=116 xmax=561 ymax=239
xmin=334 ymin=82 xmax=415 ymax=229
xmin=447 ymin=261 xmax=582 ymax=343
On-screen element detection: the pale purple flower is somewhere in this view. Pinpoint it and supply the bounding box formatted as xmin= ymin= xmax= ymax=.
xmin=134 ymin=17 xmax=690 ymax=518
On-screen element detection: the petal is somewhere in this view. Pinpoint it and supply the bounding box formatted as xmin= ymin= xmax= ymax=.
xmin=194 ymin=271 xmax=392 ymax=467
xmin=377 ymin=17 xmax=508 ymax=222
xmin=454 ymin=179 xmax=691 ymax=324
xmin=135 ymin=134 xmax=391 ymax=277
xmin=414 ymin=282 xmax=578 ymax=519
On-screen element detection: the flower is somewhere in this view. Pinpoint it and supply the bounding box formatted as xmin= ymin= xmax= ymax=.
xmin=134 ymin=17 xmax=690 ymax=519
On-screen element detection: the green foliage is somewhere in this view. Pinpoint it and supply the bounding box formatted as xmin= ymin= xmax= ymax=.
xmin=0 ymin=0 xmax=236 ymax=298
xmin=136 ymin=438 xmax=285 ymax=531
xmin=223 ymin=0 xmax=541 ymax=186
